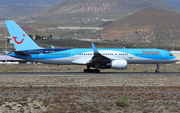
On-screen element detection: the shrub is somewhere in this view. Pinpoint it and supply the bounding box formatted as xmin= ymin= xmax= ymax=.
xmin=44 ymin=86 xmax=47 ymax=88
xmin=47 ymin=88 xmax=52 ymax=92
xmin=44 ymin=107 xmax=59 ymax=113
xmin=26 ymin=84 xmax=33 ymax=89
xmin=113 ymin=39 xmax=118 ymax=41
xmin=115 ymin=95 xmax=130 ymax=107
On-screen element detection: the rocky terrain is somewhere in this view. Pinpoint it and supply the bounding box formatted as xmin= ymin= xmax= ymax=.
xmin=38 ymin=0 xmax=177 ymax=15
xmin=0 ymin=64 xmax=179 ymax=112
xmin=32 ymin=0 xmax=178 ymax=26
xmin=0 ymin=84 xmax=180 ymax=112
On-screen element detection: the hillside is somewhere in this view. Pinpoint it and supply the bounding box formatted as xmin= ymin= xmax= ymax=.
xmin=0 ymin=6 xmax=42 ymax=17
xmin=101 ymin=8 xmax=180 ymax=42
xmin=162 ymin=0 xmax=180 ymax=9
xmin=0 ymin=0 xmax=65 ymax=7
xmin=39 ymin=0 xmax=177 ymax=14
xmin=33 ymin=0 xmax=178 ymax=25
xmin=0 ymin=0 xmax=65 ymax=17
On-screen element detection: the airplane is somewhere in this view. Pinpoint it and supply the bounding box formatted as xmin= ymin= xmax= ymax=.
xmin=5 ymin=20 xmax=178 ymax=73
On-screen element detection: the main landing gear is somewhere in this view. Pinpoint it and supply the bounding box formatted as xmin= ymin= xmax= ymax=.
xmin=84 ymin=69 xmax=100 ymax=73
xmin=155 ymin=64 xmax=160 ymax=73
xmin=84 ymin=66 xmax=100 ymax=73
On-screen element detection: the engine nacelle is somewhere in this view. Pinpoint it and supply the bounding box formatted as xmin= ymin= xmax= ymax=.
xmin=106 ymin=60 xmax=127 ymax=69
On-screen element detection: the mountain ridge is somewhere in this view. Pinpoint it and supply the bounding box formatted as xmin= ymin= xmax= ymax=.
xmin=0 ymin=6 xmax=42 ymax=17
xmin=38 ymin=0 xmax=178 ymax=15
xmin=101 ymin=8 xmax=180 ymax=41
xmin=162 ymin=0 xmax=180 ymax=9
xmin=33 ymin=0 xmax=179 ymax=25
xmin=0 ymin=0 xmax=65 ymax=7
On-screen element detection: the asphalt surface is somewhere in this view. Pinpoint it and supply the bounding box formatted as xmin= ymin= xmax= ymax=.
xmin=0 ymin=72 xmax=180 ymax=75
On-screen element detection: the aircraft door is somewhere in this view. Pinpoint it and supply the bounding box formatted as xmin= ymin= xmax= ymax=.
xmin=71 ymin=52 xmax=75 ymax=59
xmin=39 ymin=50 xmax=43 ymax=59
xmin=162 ymin=52 xmax=165 ymax=59
xmin=129 ymin=51 xmax=133 ymax=59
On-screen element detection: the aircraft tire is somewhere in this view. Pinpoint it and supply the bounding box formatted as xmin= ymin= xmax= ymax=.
xmin=84 ymin=69 xmax=88 ymax=73
xmin=155 ymin=70 xmax=160 ymax=73
xmin=95 ymin=69 xmax=100 ymax=73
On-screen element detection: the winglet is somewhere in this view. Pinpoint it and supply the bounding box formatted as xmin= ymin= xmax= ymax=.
xmin=51 ymin=45 xmax=55 ymax=49
xmin=91 ymin=42 xmax=99 ymax=54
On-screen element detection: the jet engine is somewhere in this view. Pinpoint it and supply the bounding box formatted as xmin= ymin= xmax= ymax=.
xmin=105 ymin=60 xmax=127 ymax=69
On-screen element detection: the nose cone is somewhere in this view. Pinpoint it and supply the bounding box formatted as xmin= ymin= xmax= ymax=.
xmin=174 ymin=57 xmax=178 ymax=62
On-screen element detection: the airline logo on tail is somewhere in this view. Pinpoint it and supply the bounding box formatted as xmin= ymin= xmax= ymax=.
xmin=13 ymin=34 xmax=25 ymax=44
xmin=5 ymin=20 xmax=42 ymax=51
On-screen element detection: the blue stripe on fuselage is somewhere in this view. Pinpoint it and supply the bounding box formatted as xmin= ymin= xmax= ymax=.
xmin=23 ymin=48 xmax=72 ymax=54
xmin=8 ymin=48 xmax=176 ymax=60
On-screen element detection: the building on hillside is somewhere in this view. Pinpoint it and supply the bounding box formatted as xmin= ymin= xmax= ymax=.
xmin=101 ymin=19 xmax=116 ymax=22
xmin=4 ymin=36 xmax=13 ymax=44
xmin=79 ymin=35 xmax=102 ymax=42
xmin=57 ymin=26 xmax=103 ymax=30
xmin=8 ymin=36 xmax=13 ymax=44
xmin=51 ymin=36 xmax=61 ymax=40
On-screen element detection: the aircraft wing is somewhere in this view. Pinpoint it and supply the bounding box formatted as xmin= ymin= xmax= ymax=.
xmin=87 ymin=43 xmax=112 ymax=65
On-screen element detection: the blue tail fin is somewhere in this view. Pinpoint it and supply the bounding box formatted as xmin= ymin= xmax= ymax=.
xmin=5 ymin=20 xmax=42 ymax=51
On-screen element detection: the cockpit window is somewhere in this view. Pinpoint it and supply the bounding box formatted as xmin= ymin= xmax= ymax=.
xmin=169 ymin=54 xmax=174 ymax=56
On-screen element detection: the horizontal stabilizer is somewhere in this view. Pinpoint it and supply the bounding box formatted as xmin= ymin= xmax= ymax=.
xmin=3 ymin=51 xmax=10 ymax=54
xmin=14 ymin=51 xmax=31 ymax=57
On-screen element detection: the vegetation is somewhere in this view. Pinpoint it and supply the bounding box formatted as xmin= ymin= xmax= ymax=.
xmin=26 ymin=84 xmax=33 ymax=89
xmin=44 ymin=107 xmax=59 ymax=113
xmin=115 ymin=95 xmax=130 ymax=107
xmin=47 ymin=88 xmax=52 ymax=92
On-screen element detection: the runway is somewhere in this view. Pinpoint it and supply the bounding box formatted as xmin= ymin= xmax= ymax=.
xmin=0 ymin=72 xmax=180 ymax=76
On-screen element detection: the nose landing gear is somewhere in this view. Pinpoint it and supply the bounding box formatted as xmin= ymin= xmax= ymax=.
xmin=155 ymin=64 xmax=160 ymax=73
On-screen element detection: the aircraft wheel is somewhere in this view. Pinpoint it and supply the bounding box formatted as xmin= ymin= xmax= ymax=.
xmin=155 ymin=70 xmax=160 ymax=73
xmin=95 ymin=69 xmax=100 ymax=73
xmin=84 ymin=69 xmax=88 ymax=73
xmin=89 ymin=69 xmax=93 ymax=73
